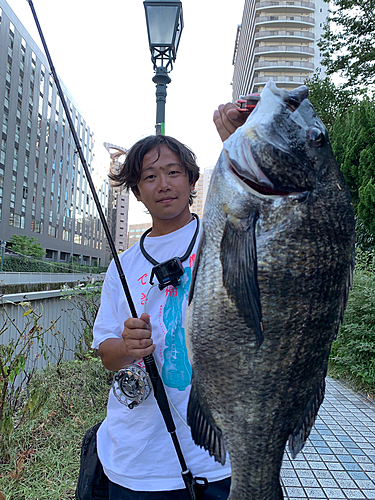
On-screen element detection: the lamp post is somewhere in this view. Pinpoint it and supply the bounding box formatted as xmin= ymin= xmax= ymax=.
xmin=144 ymin=0 xmax=183 ymax=135
xmin=0 ymin=240 xmax=6 ymax=272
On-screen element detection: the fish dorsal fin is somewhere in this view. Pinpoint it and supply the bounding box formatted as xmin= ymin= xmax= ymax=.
xmin=288 ymin=376 xmax=326 ymax=458
xmin=187 ymin=373 xmax=227 ymax=465
xmin=220 ymin=212 xmax=263 ymax=347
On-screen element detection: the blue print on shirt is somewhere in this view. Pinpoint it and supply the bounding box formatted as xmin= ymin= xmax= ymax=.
xmin=161 ymin=266 xmax=192 ymax=391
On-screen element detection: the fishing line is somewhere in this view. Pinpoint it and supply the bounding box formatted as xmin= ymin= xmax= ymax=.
xmin=26 ymin=2 xmax=200 ymax=498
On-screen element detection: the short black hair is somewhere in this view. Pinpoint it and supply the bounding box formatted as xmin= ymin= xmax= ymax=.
xmin=109 ymin=135 xmax=200 ymax=205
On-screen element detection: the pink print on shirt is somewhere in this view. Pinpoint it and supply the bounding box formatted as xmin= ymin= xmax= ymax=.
xmin=137 ymin=273 xmax=148 ymax=285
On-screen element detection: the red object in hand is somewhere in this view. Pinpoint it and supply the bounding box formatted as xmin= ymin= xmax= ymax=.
xmin=237 ymin=94 xmax=260 ymax=112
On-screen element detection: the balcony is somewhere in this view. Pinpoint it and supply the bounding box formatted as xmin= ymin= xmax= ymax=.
xmin=255 ymin=1 xmax=315 ymax=13
xmin=255 ymin=15 xmax=315 ymax=28
xmin=255 ymin=45 xmax=314 ymax=56
xmin=253 ymin=75 xmax=310 ymax=85
xmin=255 ymin=30 xmax=315 ymax=42
xmin=254 ymin=60 xmax=314 ymax=71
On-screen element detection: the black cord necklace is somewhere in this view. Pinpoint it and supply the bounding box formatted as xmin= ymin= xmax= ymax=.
xmin=139 ymin=213 xmax=200 ymax=290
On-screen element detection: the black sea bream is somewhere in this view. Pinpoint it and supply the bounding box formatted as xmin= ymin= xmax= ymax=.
xmin=185 ymin=81 xmax=355 ymax=500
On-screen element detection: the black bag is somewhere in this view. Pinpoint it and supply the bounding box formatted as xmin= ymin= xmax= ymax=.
xmin=75 ymin=421 xmax=109 ymax=500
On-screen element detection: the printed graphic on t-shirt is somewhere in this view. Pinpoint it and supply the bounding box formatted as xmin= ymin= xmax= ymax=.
xmin=161 ymin=265 xmax=193 ymax=391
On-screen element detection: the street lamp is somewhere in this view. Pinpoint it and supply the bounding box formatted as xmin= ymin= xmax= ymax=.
xmin=0 ymin=240 xmax=6 ymax=272
xmin=144 ymin=0 xmax=183 ymax=135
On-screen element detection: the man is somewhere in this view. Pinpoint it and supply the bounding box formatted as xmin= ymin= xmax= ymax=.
xmin=92 ymin=105 xmax=248 ymax=499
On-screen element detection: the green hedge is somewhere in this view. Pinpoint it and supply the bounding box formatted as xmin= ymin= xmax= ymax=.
xmin=329 ymin=250 xmax=375 ymax=394
xmin=1 ymin=256 xmax=107 ymax=274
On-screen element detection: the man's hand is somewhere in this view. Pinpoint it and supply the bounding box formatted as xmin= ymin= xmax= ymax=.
xmin=98 ymin=313 xmax=155 ymax=371
xmin=122 ymin=312 xmax=155 ymax=360
xmin=213 ymin=103 xmax=250 ymax=142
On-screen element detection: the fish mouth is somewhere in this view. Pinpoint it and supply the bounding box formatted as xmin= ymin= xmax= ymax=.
xmin=225 ymin=150 xmax=308 ymax=198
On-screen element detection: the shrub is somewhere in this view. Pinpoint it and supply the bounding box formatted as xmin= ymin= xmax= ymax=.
xmin=329 ymin=264 xmax=375 ymax=395
xmin=0 ymin=301 xmax=61 ymax=461
xmin=2 ymin=255 xmax=107 ymax=274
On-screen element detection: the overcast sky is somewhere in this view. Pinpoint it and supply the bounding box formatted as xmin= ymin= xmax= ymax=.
xmin=10 ymin=0 xmax=245 ymax=223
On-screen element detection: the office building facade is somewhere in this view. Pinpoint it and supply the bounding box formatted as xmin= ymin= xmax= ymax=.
xmin=0 ymin=1 xmax=109 ymax=266
xmin=232 ymin=0 xmax=329 ymax=100
xmin=127 ymin=222 xmax=151 ymax=249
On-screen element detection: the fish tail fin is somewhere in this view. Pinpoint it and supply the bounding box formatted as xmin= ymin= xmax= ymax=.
xmin=187 ymin=373 xmax=226 ymax=465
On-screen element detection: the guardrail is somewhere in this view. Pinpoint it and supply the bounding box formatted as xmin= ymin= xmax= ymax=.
xmin=0 ymin=272 xmax=105 ymax=285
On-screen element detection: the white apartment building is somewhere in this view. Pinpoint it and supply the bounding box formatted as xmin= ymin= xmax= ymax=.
xmin=232 ymin=0 xmax=329 ymax=100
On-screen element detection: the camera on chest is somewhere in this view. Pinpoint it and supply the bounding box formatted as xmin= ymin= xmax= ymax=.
xmin=150 ymin=257 xmax=185 ymax=290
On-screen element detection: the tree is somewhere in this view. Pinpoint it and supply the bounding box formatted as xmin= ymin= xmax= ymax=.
xmin=318 ymin=0 xmax=375 ymax=89
xmin=304 ymin=72 xmax=358 ymax=134
xmin=8 ymin=235 xmax=45 ymax=260
xmin=331 ymin=98 xmax=375 ymax=237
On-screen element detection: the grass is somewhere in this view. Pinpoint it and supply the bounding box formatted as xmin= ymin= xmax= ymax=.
xmin=0 ymin=358 xmax=110 ymax=500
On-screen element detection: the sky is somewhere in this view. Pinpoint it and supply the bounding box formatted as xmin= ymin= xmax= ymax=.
xmin=10 ymin=0 xmax=246 ymax=224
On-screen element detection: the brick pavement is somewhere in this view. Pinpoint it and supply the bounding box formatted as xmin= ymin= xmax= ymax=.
xmin=281 ymin=377 xmax=375 ymax=499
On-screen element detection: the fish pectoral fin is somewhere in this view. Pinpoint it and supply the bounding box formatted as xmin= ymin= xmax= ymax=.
xmin=188 ymin=229 xmax=205 ymax=306
xmin=334 ymin=252 xmax=355 ymax=340
xmin=220 ymin=212 xmax=263 ymax=347
xmin=187 ymin=373 xmax=226 ymax=465
xmin=288 ymin=376 xmax=326 ymax=458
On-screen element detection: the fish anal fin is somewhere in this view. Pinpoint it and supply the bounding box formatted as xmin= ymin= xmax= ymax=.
xmin=187 ymin=373 xmax=226 ymax=465
xmin=288 ymin=377 xmax=326 ymax=459
xmin=220 ymin=212 xmax=263 ymax=347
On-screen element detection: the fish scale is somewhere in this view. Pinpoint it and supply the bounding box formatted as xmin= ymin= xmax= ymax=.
xmin=185 ymin=81 xmax=355 ymax=499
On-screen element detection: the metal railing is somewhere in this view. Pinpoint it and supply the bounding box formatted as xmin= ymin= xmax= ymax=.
xmin=0 ymin=272 xmax=105 ymax=286
xmin=256 ymin=15 xmax=314 ymax=24
xmin=253 ymin=75 xmax=309 ymax=83
xmin=255 ymin=45 xmax=314 ymax=55
xmin=255 ymin=1 xmax=315 ymax=9
xmin=255 ymin=30 xmax=315 ymax=39
xmin=1 ymin=288 xmax=93 ymax=377
xmin=254 ymin=60 xmax=314 ymax=69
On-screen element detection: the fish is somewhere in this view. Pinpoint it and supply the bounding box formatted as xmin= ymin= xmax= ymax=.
xmin=185 ymin=81 xmax=355 ymax=500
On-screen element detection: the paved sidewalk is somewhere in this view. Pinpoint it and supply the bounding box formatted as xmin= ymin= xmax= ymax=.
xmin=281 ymin=377 xmax=375 ymax=499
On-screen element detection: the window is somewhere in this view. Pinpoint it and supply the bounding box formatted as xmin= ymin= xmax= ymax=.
xmin=2 ymin=112 xmax=8 ymax=134
xmin=48 ymin=225 xmax=57 ymax=237
xmin=4 ymin=88 xmax=10 ymax=109
xmin=1 ymin=139 xmax=6 ymax=165
xmin=15 ymin=124 xmax=20 ymax=144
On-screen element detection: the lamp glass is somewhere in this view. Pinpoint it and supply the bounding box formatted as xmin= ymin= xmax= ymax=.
xmin=147 ymin=5 xmax=178 ymax=46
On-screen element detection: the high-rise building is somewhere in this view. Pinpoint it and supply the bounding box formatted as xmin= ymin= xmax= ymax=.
xmin=191 ymin=167 xmax=213 ymax=220
xmin=232 ymin=0 xmax=329 ymax=100
xmin=0 ymin=1 xmax=109 ymax=266
xmin=127 ymin=222 xmax=151 ymax=249
xmin=103 ymin=143 xmax=129 ymax=253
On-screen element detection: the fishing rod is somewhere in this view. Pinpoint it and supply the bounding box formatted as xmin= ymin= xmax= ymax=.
xmin=26 ymin=2 xmax=200 ymax=498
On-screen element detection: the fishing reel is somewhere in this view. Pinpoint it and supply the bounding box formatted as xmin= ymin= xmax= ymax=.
xmin=112 ymin=364 xmax=152 ymax=409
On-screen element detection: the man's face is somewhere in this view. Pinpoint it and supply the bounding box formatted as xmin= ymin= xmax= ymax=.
xmin=133 ymin=145 xmax=195 ymax=225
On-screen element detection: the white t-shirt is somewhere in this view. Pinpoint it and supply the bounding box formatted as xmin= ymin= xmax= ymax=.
xmin=93 ymin=219 xmax=231 ymax=491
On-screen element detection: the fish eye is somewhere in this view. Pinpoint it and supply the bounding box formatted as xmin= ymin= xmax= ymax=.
xmin=307 ymin=127 xmax=325 ymax=148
